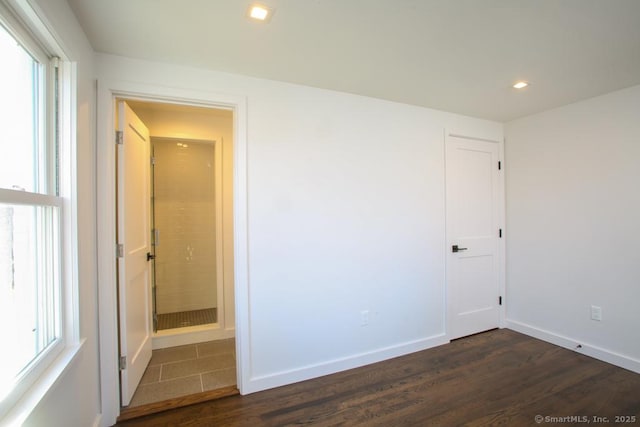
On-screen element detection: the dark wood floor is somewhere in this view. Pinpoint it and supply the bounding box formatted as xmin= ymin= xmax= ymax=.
xmin=114 ymin=329 xmax=640 ymax=426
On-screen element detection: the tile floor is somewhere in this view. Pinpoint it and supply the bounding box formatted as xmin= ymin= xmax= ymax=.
xmin=156 ymin=308 xmax=217 ymax=330
xmin=127 ymin=338 xmax=236 ymax=407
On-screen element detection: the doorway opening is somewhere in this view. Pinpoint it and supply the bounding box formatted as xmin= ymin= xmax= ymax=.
xmin=150 ymin=135 xmax=223 ymax=332
xmin=115 ymin=98 xmax=236 ymax=412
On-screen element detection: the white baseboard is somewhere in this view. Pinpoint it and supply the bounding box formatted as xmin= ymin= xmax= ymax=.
xmin=243 ymin=333 xmax=449 ymax=394
xmin=506 ymin=319 xmax=640 ymax=374
xmin=152 ymin=325 xmax=235 ymax=349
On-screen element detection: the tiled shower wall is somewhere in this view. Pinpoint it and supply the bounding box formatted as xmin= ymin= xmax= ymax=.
xmin=153 ymin=138 xmax=217 ymax=314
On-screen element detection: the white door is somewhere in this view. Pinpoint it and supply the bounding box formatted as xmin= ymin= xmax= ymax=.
xmin=446 ymin=134 xmax=501 ymax=339
xmin=117 ymin=101 xmax=152 ymax=406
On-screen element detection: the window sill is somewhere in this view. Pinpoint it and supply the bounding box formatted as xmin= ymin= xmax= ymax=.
xmin=1 ymin=338 xmax=86 ymax=427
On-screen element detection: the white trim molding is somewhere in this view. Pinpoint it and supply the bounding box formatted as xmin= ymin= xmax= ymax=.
xmin=1 ymin=340 xmax=85 ymax=427
xmin=152 ymin=325 xmax=236 ymax=350
xmin=245 ymin=334 xmax=449 ymax=394
xmin=507 ymin=320 xmax=640 ymax=374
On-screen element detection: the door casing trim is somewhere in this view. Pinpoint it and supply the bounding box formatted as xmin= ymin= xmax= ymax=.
xmin=96 ymin=79 xmax=248 ymax=426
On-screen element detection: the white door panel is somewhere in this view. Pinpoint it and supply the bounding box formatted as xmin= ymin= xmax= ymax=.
xmin=455 ymin=148 xmax=494 ymax=237
xmin=455 ymin=256 xmax=495 ymax=314
xmin=446 ymin=135 xmax=501 ymax=340
xmin=117 ymin=101 xmax=152 ymax=406
xmin=455 ymin=237 xmax=494 ymax=257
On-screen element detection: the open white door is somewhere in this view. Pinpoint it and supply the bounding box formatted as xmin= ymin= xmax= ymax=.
xmin=117 ymin=101 xmax=152 ymax=406
xmin=446 ymin=134 xmax=501 ymax=340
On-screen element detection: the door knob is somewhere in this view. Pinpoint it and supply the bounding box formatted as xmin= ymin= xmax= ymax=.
xmin=452 ymin=245 xmax=468 ymax=253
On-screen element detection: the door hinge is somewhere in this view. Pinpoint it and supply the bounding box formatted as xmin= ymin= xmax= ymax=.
xmin=119 ymin=356 xmax=127 ymax=370
xmin=499 ymin=228 xmax=502 ymax=238
xmin=116 ymin=130 xmax=123 ymax=145
xmin=498 ymin=161 xmax=502 ymax=170
xmin=499 ymin=296 xmax=503 ymax=306
xmin=116 ymin=243 xmax=124 ymax=258
xmin=151 ymin=156 xmax=155 ymax=165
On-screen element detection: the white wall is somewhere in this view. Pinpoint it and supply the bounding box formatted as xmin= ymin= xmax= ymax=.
xmin=505 ymin=85 xmax=640 ymax=372
xmin=22 ymin=0 xmax=100 ymax=426
xmin=96 ymin=53 xmax=502 ymax=399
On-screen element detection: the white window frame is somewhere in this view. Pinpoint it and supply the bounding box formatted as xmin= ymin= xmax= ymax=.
xmin=0 ymin=0 xmax=81 ymax=424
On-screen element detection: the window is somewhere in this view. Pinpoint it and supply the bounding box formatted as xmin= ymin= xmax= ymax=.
xmin=0 ymin=1 xmax=76 ymax=419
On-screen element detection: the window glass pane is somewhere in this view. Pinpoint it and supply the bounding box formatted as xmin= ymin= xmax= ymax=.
xmin=0 ymin=23 xmax=41 ymax=193
xmin=0 ymin=204 xmax=59 ymax=396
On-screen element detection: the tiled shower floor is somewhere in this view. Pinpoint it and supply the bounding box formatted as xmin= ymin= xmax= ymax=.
xmin=156 ymin=308 xmax=217 ymax=330
xmin=127 ymin=338 xmax=236 ymax=407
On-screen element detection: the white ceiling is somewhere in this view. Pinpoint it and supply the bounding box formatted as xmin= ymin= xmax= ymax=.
xmin=125 ymin=99 xmax=233 ymax=118
xmin=66 ymin=0 xmax=640 ymax=122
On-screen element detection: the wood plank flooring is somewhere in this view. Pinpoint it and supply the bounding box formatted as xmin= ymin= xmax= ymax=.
xmin=114 ymin=329 xmax=640 ymax=426
xmin=119 ymin=386 xmax=239 ymax=422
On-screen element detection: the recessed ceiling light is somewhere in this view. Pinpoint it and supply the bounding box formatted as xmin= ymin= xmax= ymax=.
xmin=513 ymin=81 xmax=529 ymax=89
xmin=248 ymin=4 xmax=274 ymax=22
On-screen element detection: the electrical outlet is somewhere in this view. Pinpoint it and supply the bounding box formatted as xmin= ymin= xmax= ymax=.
xmin=591 ymin=305 xmax=602 ymax=321
xmin=360 ymin=310 xmax=369 ymax=326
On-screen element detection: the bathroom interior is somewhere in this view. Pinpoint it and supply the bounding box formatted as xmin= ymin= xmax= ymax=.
xmin=120 ymin=100 xmax=236 ymax=409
